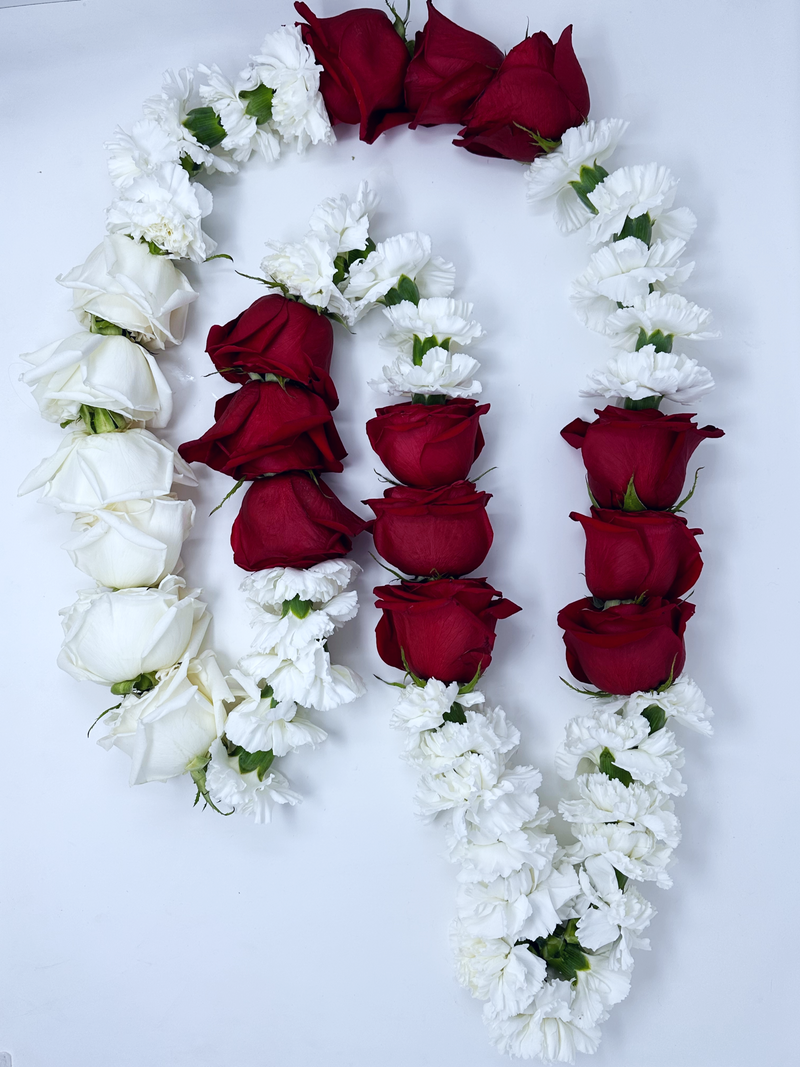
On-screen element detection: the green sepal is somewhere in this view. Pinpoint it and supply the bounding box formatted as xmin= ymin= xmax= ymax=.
xmin=281 ymin=595 xmax=314 ymax=619
xmin=236 ymin=746 xmax=276 ymax=781
xmin=182 ymin=106 xmax=227 ymax=148
xmin=621 ymin=474 xmax=647 ymax=512
xmin=412 ymin=334 xmax=443 ymax=367
xmin=458 ymin=665 xmax=483 ymax=696
xmin=655 ymin=657 xmax=678 ymax=693
xmin=443 ymin=701 xmax=467 ymax=724
xmin=87 ymin=702 xmax=121 ymax=738
xmin=260 ymin=683 xmax=276 ymax=705
xmin=89 ymin=315 xmax=124 ymax=336
xmin=614 ymin=869 xmax=629 ymax=891
xmin=382 ymin=274 xmax=420 ymax=307
xmin=332 ymin=240 xmax=376 ymax=286
xmin=384 ymin=0 xmax=411 ymax=40
xmin=586 ymin=480 xmax=600 ymax=509
xmin=110 ymin=671 xmax=158 ymax=697
xmin=624 ymin=394 xmax=662 ymax=411
xmin=670 ymin=467 xmax=702 ymax=513
xmin=598 ymin=746 xmax=633 ymax=787
xmin=532 ymin=929 xmax=591 ymax=980
xmin=559 ymin=676 xmax=613 ymax=698
xmin=400 ymin=648 xmax=426 ymax=688
xmin=642 ymin=702 xmax=667 ymax=734
xmin=179 ymin=154 xmax=203 ymax=177
xmin=239 ymin=84 xmax=275 ymax=125
xmin=513 ymin=122 xmax=563 ymax=155
xmin=614 ymin=212 xmax=653 ymax=245
xmin=635 ymin=327 xmax=673 ymax=354
xmin=567 ymin=162 xmax=608 ymax=213
xmin=188 ymin=753 xmax=233 ymax=816
xmin=368 ymin=551 xmax=406 ymax=581
xmin=411 ymin=393 xmax=447 ymax=405
xmin=204 ymin=253 xmax=234 ymax=264
xmin=79 ymin=405 xmax=129 ymax=434
xmin=210 ymin=478 xmax=245 ymax=516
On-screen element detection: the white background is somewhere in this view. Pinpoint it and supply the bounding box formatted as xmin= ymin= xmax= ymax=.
xmin=1 ymin=1 xmax=798 ymax=1064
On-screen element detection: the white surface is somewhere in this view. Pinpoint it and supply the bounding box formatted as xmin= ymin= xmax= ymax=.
xmin=1 ymin=1 xmax=798 ymax=1065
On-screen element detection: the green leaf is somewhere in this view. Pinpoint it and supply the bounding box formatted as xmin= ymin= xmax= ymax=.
xmin=622 ymin=474 xmax=647 ymax=512
xmin=411 ymin=334 xmax=441 ymax=367
xmin=567 ymin=162 xmax=608 ymax=212
xmin=532 ymin=930 xmax=591 ymax=980
xmin=238 ymin=84 xmax=274 ymax=125
xmin=614 ymin=869 xmax=629 ymax=891
xmin=89 ymin=315 xmax=124 ymax=336
xmin=397 ymin=274 xmax=420 ymax=305
xmin=642 ymin=703 xmax=667 ymax=734
xmin=210 ymin=478 xmax=245 ymax=516
xmin=281 ymin=595 xmax=314 ymax=619
xmin=179 ymin=154 xmax=203 ymax=177
xmin=614 ymin=212 xmax=653 ymax=245
xmin=624 ymin=394 xmax=662 ymax=411
xmin=635 ymin=327 xmax=673 ymax=354
xmin=443 ymin=702 xmax=467 ymax=724
xmin=236 ymin=746 xmax=276 ymax=781
xmin=670 ymin=467 xmax=703 ymax=513
xmin=182 ymin=106 xmax=227 ymax=148
xmin=598 ymin=746 xmax=633 ymax=787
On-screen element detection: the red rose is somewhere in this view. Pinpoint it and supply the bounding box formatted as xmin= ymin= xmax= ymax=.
xmin=562 ymin=406 xmax=724 ymax=511
xmin=232 ymin=472 xmax=368 ymax=571
xmin=375 ymin=578 xmax=521 ymax=683
xmin=571 ymin=509 xmax=703 ymax=602
xmin=405 ymin=1 xmax=504 ymax=128
xmin=453 ymin=27 xmax=589 ymax=162
xmin=366 ymin=399 xmax=488 ymax=487
xmin=295 ymin=2 xmax=413 ymax=143
xmin=179 ymin=381 xmax=346 ymax=480
xmin=365 ymin=480 xmax=493 ymax=577
xmin=206 ymin=294 xmax=337 ymax=408
xmin=557 ymin=596 xmax=695 ymax=696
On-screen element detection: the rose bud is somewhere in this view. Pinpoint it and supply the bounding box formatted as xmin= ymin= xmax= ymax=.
xmin=557 ymin=596 xmax=695 ymax=696
xmin=405 ymin=1 xmax=504 ymax=128
xmin=295 ymin=2 xmax=413 ymax=143
xmin=561 ymin=405 xmax=724 ymax=511
xmin=231 ymin=471 xmax=368 ymax=571
xmin=179 ymin=380 xmax=346 ymax=480
xmin=571 ymin=508 xmax=703 ymax=601
xmin=367 ymin=398 xmax=489 ymax=487
xmin=206 ymin=294 xmax=337 ymax=408
xmin=453 ymin=27 xmax=590 ymax=162
xmin=374 ymin=577 xmax=520 ymax=683
xmin=365 ymin=481 xmax=493 ymax=577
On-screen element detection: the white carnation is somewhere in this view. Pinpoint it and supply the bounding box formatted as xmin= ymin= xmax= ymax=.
xmin=343 ymin=232 xmax=456 ymax=319
xmin=224 ymin=669 xmax=326 ymax=756
xmin=308 ymin=180 xmax=377 ymax=256
xmin=105 ymin=118 xmax=180 ymax=190
xmin=198 ymin=63 xmax=280 ymax=164
xmin=452 ymin=927 xmax=546 ymax=1018
xmin=449 ymin=809 xmax=557 ymax=885
xmin=106 ymin=162 xmax=216 ymax=263
xmin=63 ymin=496 xmax=195 ymax=589
xmin=369 ymin=345 xmax=481 ymax=398
xmin=21 ymin=331 xmax=173 ymax=426
xmin=487 ymin=979 xmax=601 ymax=1062
xmin=598 ymin=674 xmax=713 ymax=736
xmin=576 ymin=855 xmax=654 ymax=970
xmin=457 ymin=861 xmax=579 ymax=944
xmin=205 ymin=737 xmax=301 ymax=824
xmin=560 ymin=774 xmax=681 ymax=848
xmin=241 ymin=559 xmax=360 ymax=610
xmin=57 ymin=234 xmax=197 ymax=350
xmin=389 ymin=678 xmax=465 ymax=737
xmin=142 ymin=68 xmax=235 ymax=175
xmin=379 ymin=297 xmax=483 ymax=353
xmin=261 ymin=234 xmax=352 ymax=321
xmin=239 ymin=645 xmax=364 ymax=712
xmin=605 ymin=291 xmax=717 ymax=351
xmin=555 ymin=710 xmax=650 ymax=781
xmin=571 ymin=949 xmax=632 ymax=1028
xmin=415 ymin=749 xmax=508 ymax=821
xmin=587 ymin=163 xmax=686 ymax=244
xmin=410 ymin=705 xmax=520 ymax=772
xmin=247 ymin=591 xmax=358 ymax=661
xmin=581 ymin=346 xmax=715 ymax=405
xmin=567 ymin=822 xmax=673 ymax=888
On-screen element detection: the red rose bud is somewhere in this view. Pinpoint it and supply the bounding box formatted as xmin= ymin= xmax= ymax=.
xmin=179 ymin=381 xmax=346 ymax=480
xmin=571 ymin=508 xmax=703 ymax=602
xmin=365 ymin=481 xmax=493 ymax=577
xmin=367 ymin=399 xmax=489 ymax=488
xmin=232 ymin=472 xmax=368 ymax=571
xmin=454 ymin=27 xmax=589 ymax=162
xmin=375 ymin=577 xmax=521 ymax=683
xmin=405 ymin=1 xmax=504 ymax=128
xmin=557 ymin=596 xmax=695 ymax=696
xmin=206 ymin=294 xmax=337 ymax=408
xmin=295 ymin=2 xmax=413 ymax=143
xmin=562 ymin=406 xmax=724 ymax=511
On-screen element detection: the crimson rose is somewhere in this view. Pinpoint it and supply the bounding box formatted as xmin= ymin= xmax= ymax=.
xmin=571 ymin=508 xmax=703 ymax=601
xmin=374 ymin=578 xmax=520 ymax=683
xmin=557 ymin=596 xmax=695 ymax=695
xmin=232 ymin=472 xmax=368 ymax=571
xmin=206 ymin=294 xmax=337 ymax=408
xmin=179 ymin=381 xmax=346 ymax=480
xmin=365 ymin=481 xmax=493 ymax=577
xmin=295 ymin=2 xmax=412 ymax=143
xmin=366 ymin=399 xmax=488 ymax=487
xmin=405 ymin=1 xmax=504 ymax=128
xmin=454 ymin=27 xmax=589 ymax=162
xmin=561 ymin=406 xmax=724 ymax=511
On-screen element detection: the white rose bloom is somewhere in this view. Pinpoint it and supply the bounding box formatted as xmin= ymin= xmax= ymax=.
xmin=587 ymin=163 xmax=686 ymax=244
xmin=143 ymin=67 xmax=235 ymax=175
xmin=261 ymin=234 xmax=352 ymax=321
xmin=524 ymin=118 xmax=629 ymax=233
xmin=239 ymin=645 xmax=365 ymax=712
xmin=571 ymin=237 xmax=694 ymax=333
xmin=247 ymin=24 xmax=333 ymax=152
xmin=247 ymin=591 xmax=358 ymax=660
xmin=560 ymin=774 xmax=681 ymax=849
xmin=576 ymin=856 xmax=655 ymax=970
xmin=63 ymin=496 xmax=195 ymax=589
xmin=99 ymin=650 xmax=230 ymax=784
xmin=21 ymin=331 xmax=173 ymax=427
xmin=105 ymin=118 xmax=180 ymax=190
xmin=224 ymin=669 xmax=326 ymax=756
xmin=57 ymin=234 xmax=197 ymax=350
xmin=205 ymin=738 xmax=301 ymax=824
xmin=410 ymin=705 xmax=519 ymax=771
xmin=19 ymin=427 xmax=196 ymax=512
xmin=601 ymin=674 xmax=713 ymax=736
xmin=241 ymin=559 xmax=360 ymax=610
xmin=343 ymin=232 xmax=456 ymax=319
xmin=370 ymin=346 xmax=481 ymax=398
xmin=605 ymin=291 xmax=717 ymax=351
xmin=452 ymin=927 xmax=546 ymax=1018
xmin=198 ymin=64 xmax=280 ymax=165
xmin=106 ymin=163 xmax=216 ymax=263
xmin=308 ymin=180 xmax=377 ymax=255
xmin=581 ymin=347 xmax=715 ymax=405
xmin=449 ymin=809 xmax=558 ymax=885
xmin=568 ymin=822 xmax=673 ymax=888
xmin=487 ymin=979 xmax=601 ymax=1062
xmin=379 ymin=297 xmax=483 ymax=352
xmin=57 ymin=575 xmax=208 ymax=687
xmin=555 ymin=710 xmax=650 ymax=780
xmin=571 ymin=949 xmax=632 ymax=1029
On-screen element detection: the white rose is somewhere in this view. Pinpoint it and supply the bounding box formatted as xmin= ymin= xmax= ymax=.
xmin=57 ymin=575 xmax=208 ymax=686
xmin=21 ymin=331 xmax=173 ymax=427
xmin=99 ymin=650 xmax=231 ymax=784
xmin=18 ymin=427 xmax=196 ymax=512
xmin=57 ymin=234 xmax=196 ymax=350
xmin=63 ymin=496 xmax=195 ymax=589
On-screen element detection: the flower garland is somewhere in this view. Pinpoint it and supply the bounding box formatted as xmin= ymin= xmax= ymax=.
xmin=16 ymin=1 xmax=723 ymax=1061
